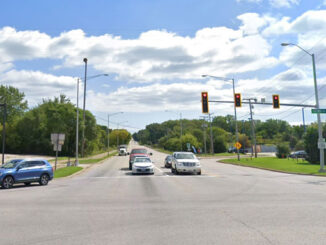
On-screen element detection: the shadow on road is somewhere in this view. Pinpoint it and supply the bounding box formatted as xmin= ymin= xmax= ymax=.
xmin=0 ymin=183 xmax=42 ymax=190
xmin=120 ymin=167 xmax=130 ymax=171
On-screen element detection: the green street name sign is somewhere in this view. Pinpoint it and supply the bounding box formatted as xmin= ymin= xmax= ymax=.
xmin=311 ymin=109 xmax=326 ymax=114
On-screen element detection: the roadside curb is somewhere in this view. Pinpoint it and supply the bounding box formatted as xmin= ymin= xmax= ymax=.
xmin=218 ymin=160 xmax=326 ymax=178
xmin=55 ymin=153 xmax=118 ymax=179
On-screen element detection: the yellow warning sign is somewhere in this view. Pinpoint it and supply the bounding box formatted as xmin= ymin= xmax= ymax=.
xmin=234 ymin=142 xmax=242 ymax=149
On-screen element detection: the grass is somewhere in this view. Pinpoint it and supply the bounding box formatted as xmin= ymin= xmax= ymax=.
xmin=221 ymin=157 xmax=326 ymax=176
xmin=199 ymin=152 xmax=237 ymax=157
xmin=78 ymin=151 xmax=118 ymax=164
xmin=54 ymin=166 xmax=83 ymax=178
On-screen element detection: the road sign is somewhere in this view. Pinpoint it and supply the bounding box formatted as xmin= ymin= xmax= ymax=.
xmin=311 ymin=109 xmax=326 ymax=114
xmin=318 ymin=138 xmax=326 ymax=149
xmin=234 ymin=142 xmax=242 ymax=150
xmin=186 ymin=143 xmax=191 ymax=151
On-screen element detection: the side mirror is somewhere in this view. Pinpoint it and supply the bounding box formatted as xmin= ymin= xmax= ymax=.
xmin=197 ymin=157 xmax=201 ymax=160
xmin=16 ymin=166 xmax=21 ymax=171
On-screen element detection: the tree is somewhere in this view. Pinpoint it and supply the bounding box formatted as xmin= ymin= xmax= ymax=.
xmin=0 ymin=85 xmax=28 ymax=123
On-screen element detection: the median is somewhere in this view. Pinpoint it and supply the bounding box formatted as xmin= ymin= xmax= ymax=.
xmin=54 ymin=166 xmax=83 ymax=178
xmin=220 ymin=157 xmax=326 ymax=176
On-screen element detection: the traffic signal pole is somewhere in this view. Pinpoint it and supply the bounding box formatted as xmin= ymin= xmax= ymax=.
xmin=246 ymin=99 xmax=257 ymax=158
xmin=232 ymin=79 xmax=240 ymax=161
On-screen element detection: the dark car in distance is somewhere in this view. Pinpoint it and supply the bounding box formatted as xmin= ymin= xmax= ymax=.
xmin=228 ymin=147 xmax=248 ymax=154
xmin=289 ymin=150 xmax=307 ymax=159
xmin=164 ymin=155 xmax=172 ymax=168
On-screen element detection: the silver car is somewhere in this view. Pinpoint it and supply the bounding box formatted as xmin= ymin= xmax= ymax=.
xmin=171 ymin=152 xmax=201 ymax=175
xmin=132 ymin=157 xmax=154 ymax=175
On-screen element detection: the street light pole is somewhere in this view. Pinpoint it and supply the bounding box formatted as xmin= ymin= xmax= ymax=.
xmin=81 ymin=58 xmax=88 ymax=158
xmin=281 ymin=43 xmax=325 ymax=171
xmin=202 ymin=75 xmax=240 ymax=160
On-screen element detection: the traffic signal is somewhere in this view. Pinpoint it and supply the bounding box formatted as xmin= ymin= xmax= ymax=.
xmin=201 ymin=92 xmax=209 ymax=113
xmin=234 ymin=93 xmax=241 ymax=107
xmin=273 ymin=94 xmax=280 ymax=109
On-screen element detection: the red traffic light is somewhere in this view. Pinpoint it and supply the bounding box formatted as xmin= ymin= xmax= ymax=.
xmin=272 ymin=94 xmax=280 ymax=109
xmin=201 ymin=92 xmax=209 ymax=113
xmin=234 ymin=93 xmax=241 ymax=107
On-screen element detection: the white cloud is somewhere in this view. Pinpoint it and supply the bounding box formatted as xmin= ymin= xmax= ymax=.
xmin=0 ymin=22 xmax=277 ymax=83
xmin=237 ymin=13 xmax=268 ymax=35
xmin=269 ymin=0 xmax=299 ymax=8
xmin=0 ymin=69 xmax=76 ymax=105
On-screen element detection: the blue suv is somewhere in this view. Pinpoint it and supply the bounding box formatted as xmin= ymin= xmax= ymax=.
xmin=0 ymin=159 xmax=54 ymax=189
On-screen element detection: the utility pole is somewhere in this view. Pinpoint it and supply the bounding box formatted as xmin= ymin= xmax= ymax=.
xmin=302 ymin=108 xmax=306 ymax=133
xmin=202 ymin=123 xmax=207 ymax=154
xmin=180 ymin=112 xmax=183 ymax=151
xmin=245 ymin=98 xmax=257 ymax=158
xmin=209 ymin=113 xmax=214 ymax=154
xmin=108 ymin=114 xmax=110 ymax=150
xmin=1 ymin=103 xmax=6 ymax=165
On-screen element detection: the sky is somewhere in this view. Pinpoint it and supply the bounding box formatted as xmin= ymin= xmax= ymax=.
xmin=1 ymin=0 xmax=326 ymax=132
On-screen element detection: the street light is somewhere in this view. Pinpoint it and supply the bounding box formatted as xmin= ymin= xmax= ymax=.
xmin=76 ymin=72 xmax=109 ymax=165
xmin=108 ymin=112 xmax=123 ymax=151
xmin=165 ymin=110 xmax=183 ymax=151
xmin=202 ymin=74 xmax=240 ymax=160
xmin=281 ymin=43 xmax=325 ymax=172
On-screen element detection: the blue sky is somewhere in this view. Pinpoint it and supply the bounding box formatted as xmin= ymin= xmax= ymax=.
xmin=0 ymin=0 xmax=326 ymax=132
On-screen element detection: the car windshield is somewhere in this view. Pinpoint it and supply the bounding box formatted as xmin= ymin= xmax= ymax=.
xmin=131 ymin=149 xmax=147 ymax=154
xmin=1 ymin=161 xmax=22 ymax=169
xmin=134 ymin=158 xmax=151 ymax=163
xmin=175 ymin=153 xmax=195 ymax=159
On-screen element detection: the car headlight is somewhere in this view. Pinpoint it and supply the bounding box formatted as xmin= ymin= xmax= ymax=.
xmin=196 ymin=162 xmax=200 ymax=166
xmin=177 ymin=162 xmax=183 ymax=166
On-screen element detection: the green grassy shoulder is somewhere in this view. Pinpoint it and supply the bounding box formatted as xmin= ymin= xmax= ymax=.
xmin=54 ymin=166 xmax=83 ymax=178
xmin=78 ymin=151 xmax=118 ymax=164
xmin=200 ymin=152 xmax=236 ymax=157
xmin=221 ymin=157 xmax=326 ymax=176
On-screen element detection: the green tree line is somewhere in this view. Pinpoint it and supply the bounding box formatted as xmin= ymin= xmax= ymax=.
xmin=133 ymin=115 xmax=325 ymax=164
xmin=0 ymin=85 xmax=131 ymax=157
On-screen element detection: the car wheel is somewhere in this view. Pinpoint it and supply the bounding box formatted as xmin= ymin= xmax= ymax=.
xmin=39 ymin=174 xmax=49 ymax=186
xmin=175 ymin=168 xmax=179 ymax=175
xmin=2 ymin=176 xmax=14 ymax=189
xmin=24 ymin=182 xmax=31 ymax=186
xmin=171 ymin=166 xmax=175 ymax=173
xmin=197 ymin=171 xmax=201 ymax=175
xmin=129 ymin=163 xmax=132 ymax=170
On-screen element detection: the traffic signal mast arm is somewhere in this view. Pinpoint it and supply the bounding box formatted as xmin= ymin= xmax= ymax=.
xmin=208 ymin=100 xmax=316 ymax=108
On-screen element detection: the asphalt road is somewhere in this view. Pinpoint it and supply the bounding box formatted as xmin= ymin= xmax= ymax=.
xmin=1 ymin=143 xmax=326 ymax=245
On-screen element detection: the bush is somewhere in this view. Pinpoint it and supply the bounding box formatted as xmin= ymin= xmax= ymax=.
xmin=276 ymin=143 xmax=290 ymax=158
